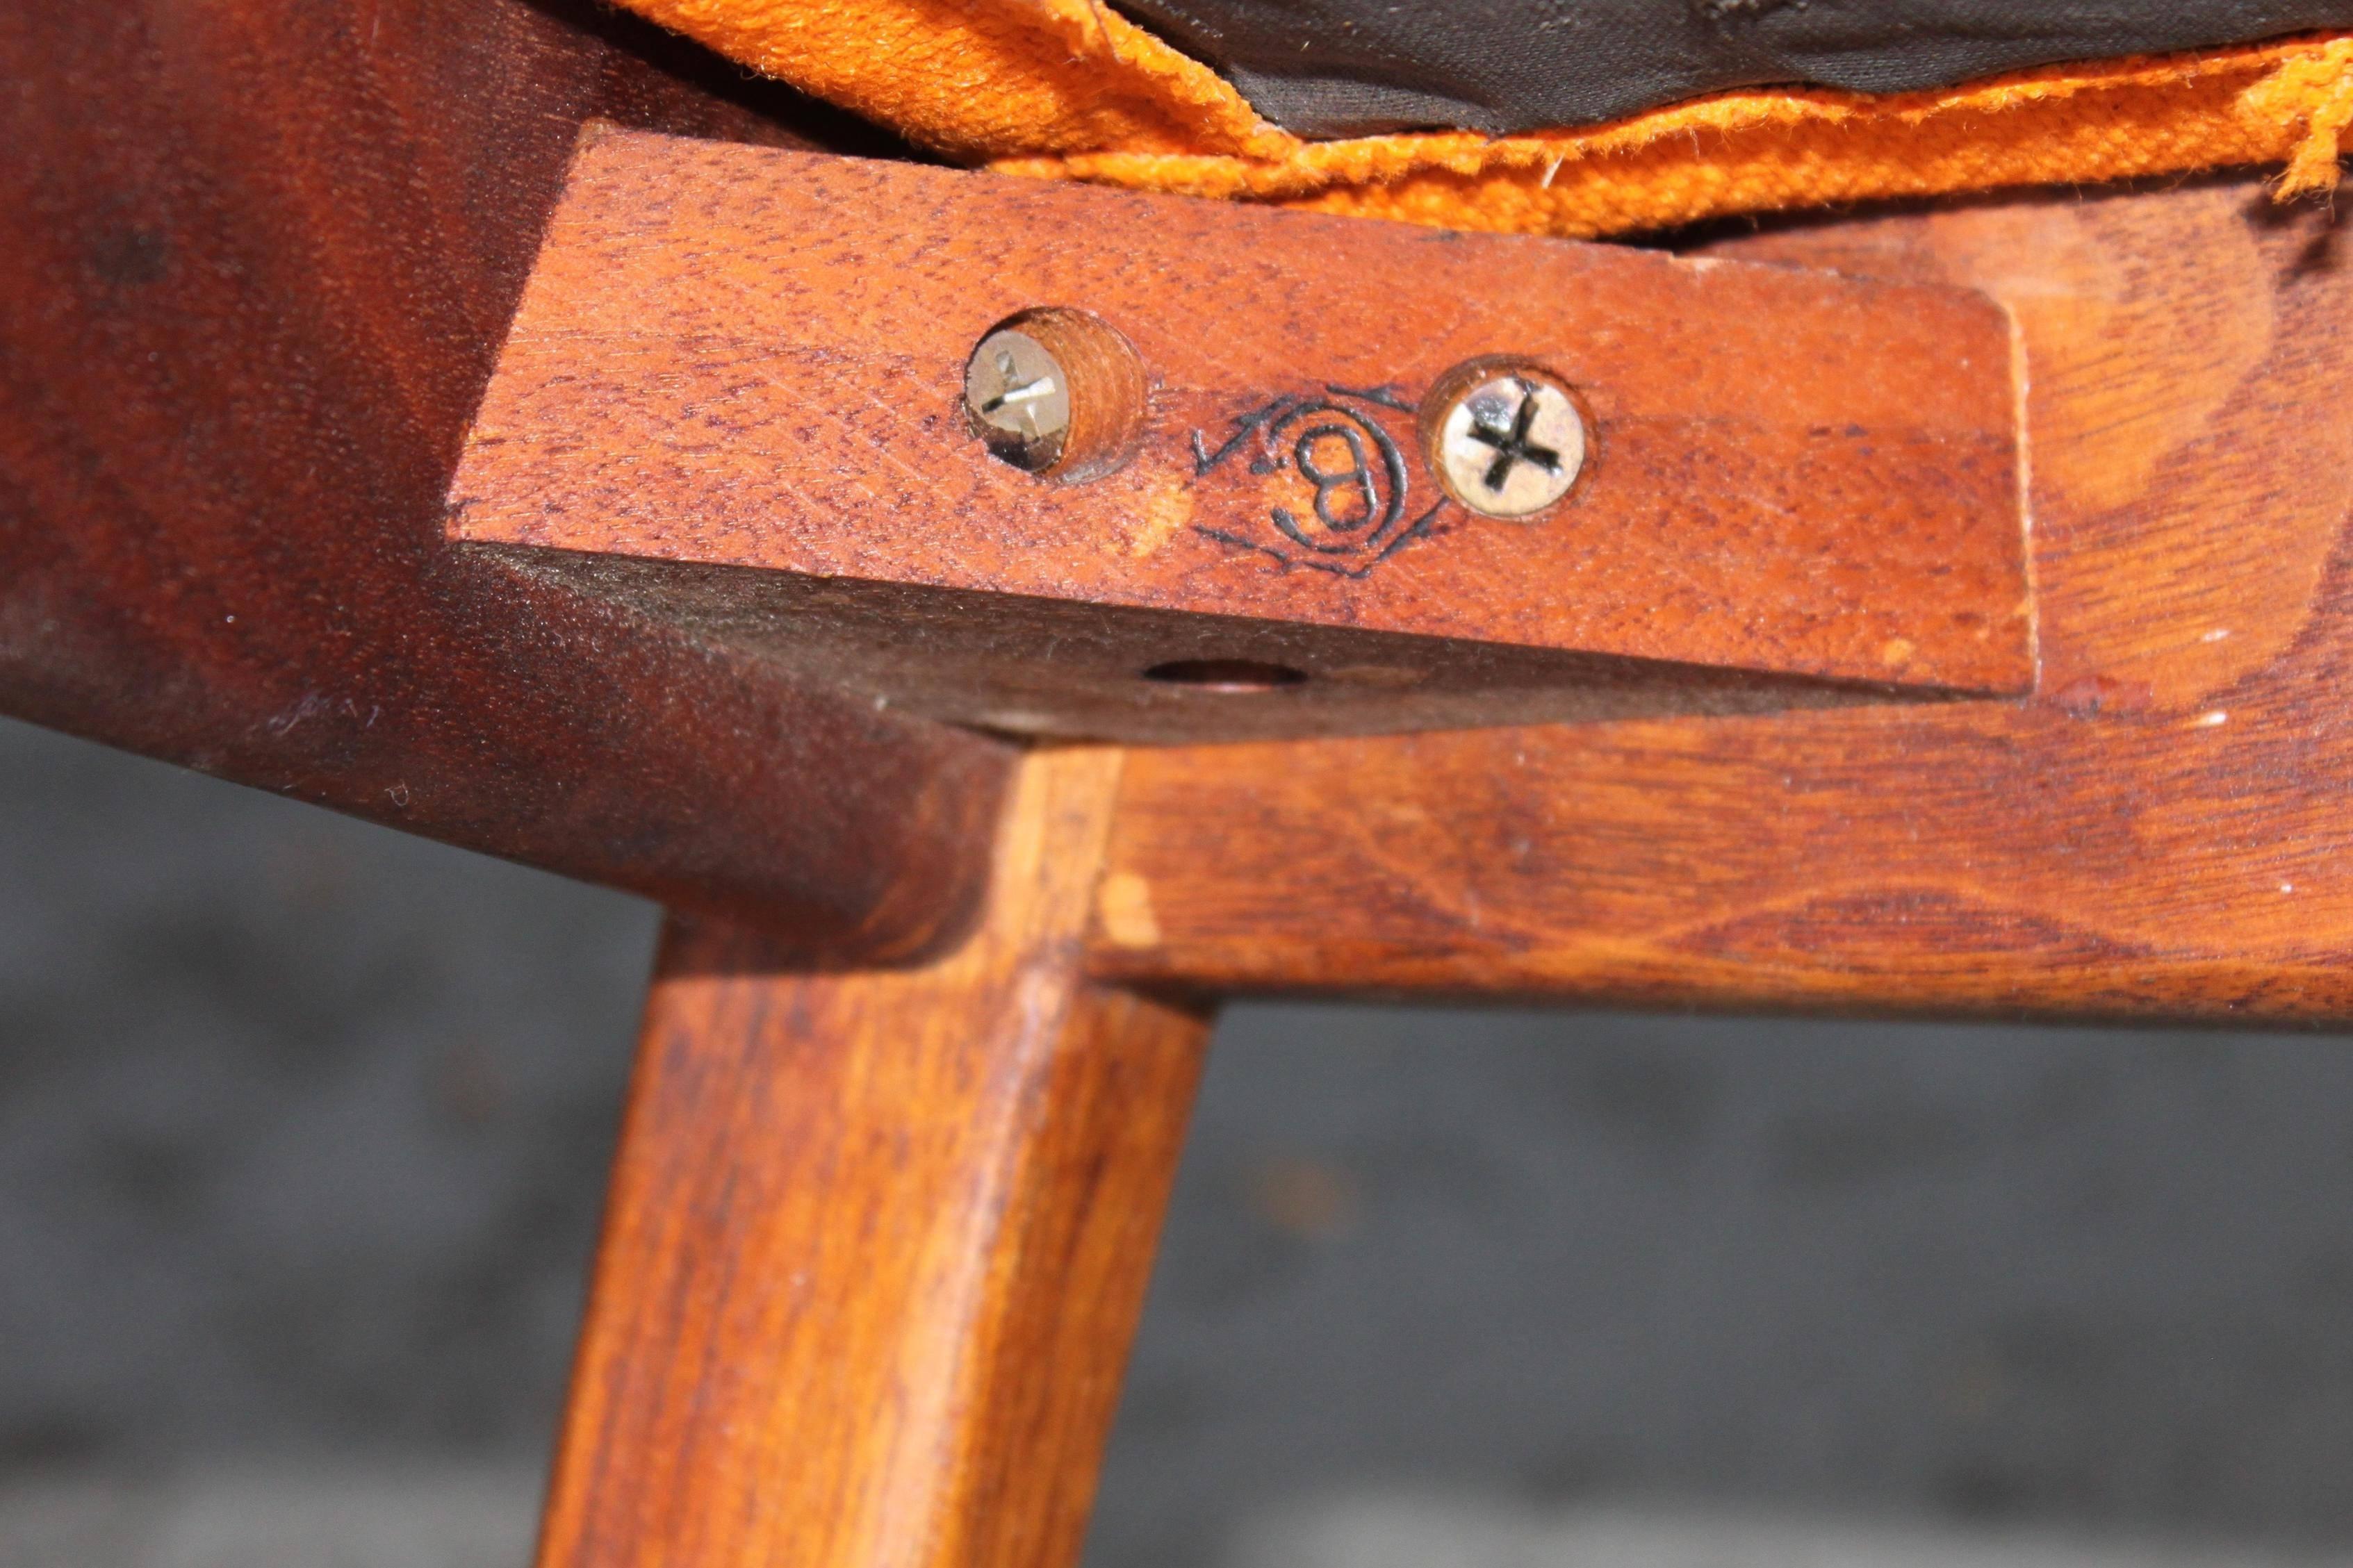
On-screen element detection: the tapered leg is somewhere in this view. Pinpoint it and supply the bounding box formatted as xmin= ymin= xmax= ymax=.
xmin=537 ymin=748 xmax=1211 ymax=1568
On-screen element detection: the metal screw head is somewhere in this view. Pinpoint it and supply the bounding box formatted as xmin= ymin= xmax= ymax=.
xmin=1429 ymin=368 xmax=1586 ymax=518
xmin=965 ymin=328 xmax=1073 ymax=472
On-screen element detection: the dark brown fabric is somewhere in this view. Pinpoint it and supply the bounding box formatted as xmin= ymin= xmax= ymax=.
xmin=1113 ymin=0 xmax=2353 ymax=135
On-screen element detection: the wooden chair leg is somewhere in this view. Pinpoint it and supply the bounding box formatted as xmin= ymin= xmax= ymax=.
xmin=536 ymin=748 xmax=1211 ymax=1568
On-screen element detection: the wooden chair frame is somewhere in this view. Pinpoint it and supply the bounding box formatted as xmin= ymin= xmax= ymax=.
xmin=10 ymin=5 xmax=2350 ymax=1565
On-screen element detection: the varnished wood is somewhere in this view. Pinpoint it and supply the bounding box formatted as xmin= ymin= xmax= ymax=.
xmin=0 ymin=0 xmax=1007 ymax=955
xmin=1088 ymin=176 xmax=2353 ymax=1023
xmin=541 ymin=748 xmax=1211 ymax=1568
xmin=452 ymin=131 xmax=2029 ymax=742
xmin=26 ymin=19 xmax=2353 ymax=1567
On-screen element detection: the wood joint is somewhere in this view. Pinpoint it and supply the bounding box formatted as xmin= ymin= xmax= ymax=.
xmin=450 ymin=130 xmax=2032 ymax=743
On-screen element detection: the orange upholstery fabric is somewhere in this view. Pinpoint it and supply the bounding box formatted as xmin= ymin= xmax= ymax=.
xmin=620 ymin=0 xmax=2353 ymax=238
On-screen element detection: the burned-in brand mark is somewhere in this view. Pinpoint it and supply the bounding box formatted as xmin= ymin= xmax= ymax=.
xmin=1187 ymin=384 xmax=1446 ymax=579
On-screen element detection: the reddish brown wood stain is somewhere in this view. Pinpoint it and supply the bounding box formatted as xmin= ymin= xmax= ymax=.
xmin=452 ymin=131 xmax=2030 ymax=699
xmin=22 ymin=16 xmax=2353 ymax=1568
xmin=1091 ymin=178 xmax=2353 ymax=1022
xmin=541 ymin=751 xmax=1209 ymax=1568
xmin=37 ymin=15 xmax=2353 ymax=1568
xmin=0 ymin=1 xmax=1006 ymax=955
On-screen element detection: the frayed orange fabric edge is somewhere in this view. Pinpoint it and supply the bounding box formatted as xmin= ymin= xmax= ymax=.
xmin=996 ymin=34 xmax=2353 ymax=238
xmin=614 ymin=0 xmax=2353 ymax=239
xmin=612 ymin=0 xmax=1291 ymax=160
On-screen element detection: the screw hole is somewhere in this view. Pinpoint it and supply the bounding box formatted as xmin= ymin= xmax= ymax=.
xmin=963 ymin=308 xmax=1147 ymax=481
xmin=1141 ymin=659 xmax=1310 ymax=693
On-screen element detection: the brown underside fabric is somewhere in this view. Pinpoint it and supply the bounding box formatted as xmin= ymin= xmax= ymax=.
xmin=612 ymin=0 xmax=2353 ymax=239
xmin=1120 ymin=0 xmax=2353 ymax=137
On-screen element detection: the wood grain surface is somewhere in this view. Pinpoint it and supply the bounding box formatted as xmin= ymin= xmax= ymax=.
xmin=492 ymin=549 xmax=1996 ymax=745
xmin=0 ymin=1 xmax=1006 ymax=955
xmin=540 ymin=748 xmax=1210 ymax=1568
xmin=452 ymin=131 xmax=2029 ymax=741
xmin=1089 ymin=176 xmax=2353 ymax=1023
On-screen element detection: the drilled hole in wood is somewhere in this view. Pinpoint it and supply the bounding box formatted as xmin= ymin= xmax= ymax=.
xmin=1142 ymin=659 xmax=1310 ymax=693
xmin=963 ymin=308 xmax=1147 ymax=481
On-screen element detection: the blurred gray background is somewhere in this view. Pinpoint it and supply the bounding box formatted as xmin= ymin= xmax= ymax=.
xmin=5 ymin=710 xmax=2353 ymax=1567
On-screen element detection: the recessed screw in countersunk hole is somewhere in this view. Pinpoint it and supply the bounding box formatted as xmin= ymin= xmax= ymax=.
xmin=965 ymin=327 xmax=1073 ymax=473
xmin=1423 ymin=361 xmax=1588 ymax=518
xmin=961 ymin=308 xmax=1148 ymax=482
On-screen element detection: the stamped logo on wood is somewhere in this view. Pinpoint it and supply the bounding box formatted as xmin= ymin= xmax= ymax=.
xmin=1186 ymin=384 xmax=1448 ymax=579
